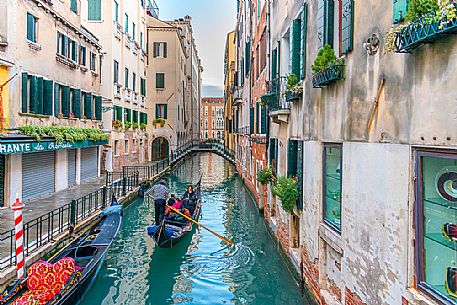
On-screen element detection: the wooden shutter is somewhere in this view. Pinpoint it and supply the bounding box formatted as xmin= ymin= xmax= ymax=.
xmin=54 ymin=83 xmax=60 ymax=116
xmin=250 ymin=106 xmax=254 ymax=135
xmin=126 ymin=108 xmax=132 ymax=122
xmin=256 ymin=103 xmax=260 ymax=134
xmin=61 ymin=86 xmax=70 ymax=117
xmin=164 ymin=104 xmax=168 ymax=119
xmin=287 ymin=140 xmax=299 ymax=177
xmin=393 ymin=0 xmax=409 ymax=23
xmin=72 ymin=89 xmax=82 ymax=118
xmin=141 ymin=78 xmax=146 ymax=96
xmin=318 ymin=0 xmax=334 ymax=49
xmin=43 ymin=80 xmax=53 ymax=115
xmin=297 ymin=141 xmax=304 ymax=209
xmin=245 ymin=40 xmax=251 ymax=76
xmin=88 ymin=0 xmax=101 ymax=21
xmin=164 ymin=43 xmax=168 ymax=58
xmin=21 ymin=72 xmax=28 ymax=113
xmin=29 ymin=75 xmax=38 ymax=114
xmin=290 ymin=19 xmax=301 ymax=78
xmin=342 ymin=0 xmax=354 ymax=54
xmin=37 ymin=77 xmax=44 ymax=114
xmin=300 ymin=3 xmax=307 ymax=80
xmin=271 ymin=48 xmax=277 ymax=80
xmin=133 ymin=110 xmax=138 ymax=123
xmin=115 ymin=106 xmax=123 ymax=121
xmin=71 ymin=0 xmax=77 ymax=13
xmin=26 ymin=13 xmax=35 ymax=42
xmin=155 ymin=104 xmax=160 ymax=119
xmin=84 ymin=92 xmax=92 ymax=118
xmin=95 ymin=96 xmax=102 ymax=120
xmin=261 ymin=106 xmax=267 ymax=134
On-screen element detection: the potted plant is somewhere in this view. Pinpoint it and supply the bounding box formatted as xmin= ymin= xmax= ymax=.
xmin=124 ymin=122 xmax=133 ymax=130
xmin=112 ymin=120 xmax=122 ymax=129
xmin=69 ymin=112 xmax=76 ymax=119
xmin=153 ymin=118 xmax=166 ymax=128
xmin=271 ymin=176 xmax=299 ymax=213
xmin=132 ymin=122 xmax=139 ymax=129
xmin=312 ymin=44 xmax=345 ymax=87
xmin=140 ymin=123 xmax=147 ymax=131
xmin=286 ymin=73 xmax=303 ymax=102
xmin=256 ymin=166 xmax=273 ymax=185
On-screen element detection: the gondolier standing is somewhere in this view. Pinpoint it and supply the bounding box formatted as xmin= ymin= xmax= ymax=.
xmin=150 ymin=179 xmax=169 ymax=225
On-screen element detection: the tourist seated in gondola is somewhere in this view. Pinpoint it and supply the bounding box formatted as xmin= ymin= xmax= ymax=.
xmin=167 ymin=194 xmax=177 ymax=206
xmin=182 ymin=185 xmax=198 ymax=215
xmin=165 ymin=197 xmax=191 ymax=219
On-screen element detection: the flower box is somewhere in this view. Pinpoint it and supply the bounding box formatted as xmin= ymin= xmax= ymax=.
xmin=312 ymin=65 xmax=345 ymax=88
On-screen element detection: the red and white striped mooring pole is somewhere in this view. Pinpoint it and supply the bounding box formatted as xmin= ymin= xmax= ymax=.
xmin=11 ymin=194 xmax=25 ymax=279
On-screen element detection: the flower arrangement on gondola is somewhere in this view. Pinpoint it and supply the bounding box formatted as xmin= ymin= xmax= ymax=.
xmin=271 ymin=176 xmax=299 ymax=213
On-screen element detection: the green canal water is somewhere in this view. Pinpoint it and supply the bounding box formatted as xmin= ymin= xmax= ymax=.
xmin=79 ymin=153 xmax=310 ymax=305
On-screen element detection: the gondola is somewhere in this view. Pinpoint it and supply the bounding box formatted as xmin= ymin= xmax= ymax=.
xmin=147 ymin=180 xmax=202 ymax=248
xmin=0 ymin=195 xmax=123 ymax=305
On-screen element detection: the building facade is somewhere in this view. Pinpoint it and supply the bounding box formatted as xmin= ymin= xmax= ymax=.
xmin=81 ymin=0 xmax=152 ymax=171
xmin=0 ymin=0 xmax=108 ymax=206
xmin=147 ymin=15 xmax=202 ymax=160
xmin=201 ymin=97 xmax=224 ymax=141
xmin=232 ymin=1 xmax=457 ymax=305
xmin=224 ymin=31 xmax=236 ymax=151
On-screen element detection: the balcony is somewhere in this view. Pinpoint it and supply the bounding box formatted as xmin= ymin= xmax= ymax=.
xmin=133 ymin=42 xmax=139 ymax=55
xmin=124 ymin=88 xmax=132 ymax=101
xmin=140 ymin=50 xmax=145 ymax=61
xmin=113 ymin=21 xmax=123 ymax=40
xmin=262 ymin=77 xmax=290 ymax=124
xmin=114 ymin=84 xmax=122 ymax=99
xmin=312 ymin=65 xmax=345 ymax=88
xmin=141 ymin=95 xmax=146 ymax=107
xmin=133 ymin=92 xmax=139 ymax=104
xmin=286 ymin=90 xmax=302 ymax=103
xmin=234 ymin=126 xmax=250 ymax=136
xmin=125 ymin=35 xmax=132 ymax=49
xmin=395 ymin=4 xmax=457 ymax=53
xmin=233 ymin=86 xmax=242 ymax=105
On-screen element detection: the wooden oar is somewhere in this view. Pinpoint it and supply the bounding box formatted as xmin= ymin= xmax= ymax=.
xmin=169 ymin=206 xmax=235 ymax=245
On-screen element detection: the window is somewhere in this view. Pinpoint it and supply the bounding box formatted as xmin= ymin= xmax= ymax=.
xmin=114 ymin=140 xmax=119 ymax=156
xmin=124 ymin=14 xmax=129 ymax=33
xmin=132 ymin=72 xmax=136 ymax=92
xmin=114 ymin=60 xmax=119 ymax=84
xmin=341 ymin=0 xmax=354 ymax=54
xmin=140 ymin=32 xmax=143 ymax=49
xmin=90 ymin=52 xmax=96 ymax=71
xmin=156 ymin=73 xmax=165 ymax=89
xmin=140 ymin=112 xmax=148 ymax=124
xmin=114 ymin=1 xmax=119 ymax=23
xmin=26 ymin=13 xmax=37 ymax=43
xmin=317 ymin=0 xmax=334 ymax=49
xmin=132 ymin=139 xmax=137 ymax=154
xmin=71 ymin=0 xmax=77 ymax=13
xmin=70 ymin=40 xmax=78 ymax=62
xmin=290 ymin=18 xmax=301 ymax=77
xmin=415 ymin=150 xmax=457 ymax=303
xmin=57 ymin=32 xmax=69 ymax=57
xmin=88 ymin=0 xmax=102 ymax=21
xmin=79 ymin=46 xmax=87 ymax=66
xmin=155 ymin=104 xmax=167 ymax=119
xmin=323 ymin=144 xmax=342 ymax=231
xmin=300 ymin=3 xmax=308 ymax=79
xmin=125 ymin=68 xmax=129 ymax=88
xmin=132 ymin=22 xmax=136 ymax=41
xmin=140 ymin=78 xmax=146 ymax=96
xmin=21 ymin=73 xmax=53 ymax=116
xmin=153 ymin=42 xmax=167 ymax=58
xmin=124 ymin=139 xmax=129 ymax=155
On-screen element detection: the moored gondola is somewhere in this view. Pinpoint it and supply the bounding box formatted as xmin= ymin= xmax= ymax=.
xmin=0 ymin=196 xmax=123 ymax=305
xmin=147 ymin=180 xmax=202 ymax=248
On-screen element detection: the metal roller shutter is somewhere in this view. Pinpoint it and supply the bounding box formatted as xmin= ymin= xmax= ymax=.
xmin=80 ymin=147 xmax=98 ymax=182
xmin=22 ymin=152 xmax=55 ymax=201
xmin=68 ymin=149 xmax=77 ymax=187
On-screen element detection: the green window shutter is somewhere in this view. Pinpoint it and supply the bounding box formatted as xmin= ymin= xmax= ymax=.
xmin=133 ymin=110 xmax=138 ymax=123
xmin=271 ymin=48 xmax=277 ymax=79
xmin=261 ymin=106 xmax=267 ymax=134
xmin=256 ymin=103 xmax=260 ymax=134
xmin=287 ymin=140 xmax=299 ymax=178
xmin=300 ymin=3 xmax=307 ymax=79
xmin=37 ymin=77 xmax=44 ymax=114
xmin=269 ymin=138 xmax=276 ymax=166
xmin=54 ymin=83 xmax=60 ymax=116
xmin=144 ymin=113 xmax=148 ymax=124
xmin=393 ymin=0 xmax=409 ymax=23
xmin=61 ymin=86 xmax=70 ymax=117
xmin=297 ymin=141 xmax=304 ymax=209
xmin=126 ymin=108 xmax=132 ymax=122
xmin=95 ymin=96 xmax=102 ymax=120
xmin=156 ymin=73 xmax=164 ymax=88
xmin=140 ymin=112 xmax=146 ymax=124
xmin=83 ymin=92 xmax=92 ymax=118
xmin=26 ymin=13 xmax=36 ymax=42
xmin=155 ymin=104 xmax=160 ymax=118
xmin=141 ymin=78 xmax=146 ymax=96
xmin=245 ymin=40 xmax=251 ymax=76
xmin=72 ymin=89 xmax=82 ymax=118
xmin=43 ymin=80 xmax=53 ymax=115
xmin=342 ymin=0 xmax=354 ymax=54
xmin=29 ymin=75 xmax=38 ymax=114
xmin=115 ymin=106 xmax=123 ymax=121
xmin=21 ymin=73 xmax=28 ymax=113
xmin=164 ymin=104 xmax=168 ymax=119
xmin=249 ymin=106 xmax=254 ymax=135
xmin=88 ymin=0 xmax=102 ymax=21
xmin=290 ymin=18 xmax=301 ymax=78
xmin=71 ymin=0 xmax=77 ymax=13
xmin=318 ymin=0 xmax=334 ymax=49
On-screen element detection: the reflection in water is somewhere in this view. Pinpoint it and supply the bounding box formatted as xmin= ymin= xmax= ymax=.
xmin=79 ymin=153 xmax=307 ymax=305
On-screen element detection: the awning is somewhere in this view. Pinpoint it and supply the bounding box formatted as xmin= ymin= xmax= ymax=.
xmin=0 ymin=138 xmax=108 ymax=155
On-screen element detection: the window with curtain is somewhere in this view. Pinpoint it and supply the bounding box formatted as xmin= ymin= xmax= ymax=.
xmin=323 ymin=144 xmax=342 ymax=231
xmin=155 ymin=104 xmax=168 ymax=119
xmin=153 ymin=42 xmax=168 ymax=58
xmin=88 ymin=0 xmax=102 ymax=21
xmin=26 ymin=13 xmax=37 ymax=43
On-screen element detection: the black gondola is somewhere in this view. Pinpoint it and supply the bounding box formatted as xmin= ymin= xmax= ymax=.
xmin=147 ymin=180 xmax=202 ymax=248
xmin=1 ymin=196 xmax=123 ymax=305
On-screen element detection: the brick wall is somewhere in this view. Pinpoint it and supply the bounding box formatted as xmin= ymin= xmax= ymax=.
xmin=302 ymin=245 xmax=323 ymax=304
xmin=276 ymin=221 xmax=290 ymax=252
xmin=329 ymin=279 xmax=342 ymax=302
xmin=345 ymin=288 xmax=367 ymax=305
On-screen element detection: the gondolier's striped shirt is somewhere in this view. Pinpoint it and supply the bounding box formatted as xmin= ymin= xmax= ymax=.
xmin=150 ymin=183 xmax=169 ymax=200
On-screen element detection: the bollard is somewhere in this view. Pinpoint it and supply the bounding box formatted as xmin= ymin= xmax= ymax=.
xmin=69 ymin=200 xmax=76 ymax=235
xmin=11 ymin=195 xmax=25 ymax=279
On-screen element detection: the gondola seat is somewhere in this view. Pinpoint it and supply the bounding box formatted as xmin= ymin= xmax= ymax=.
xmin=13 ymin=258 xmax=79 ymax=305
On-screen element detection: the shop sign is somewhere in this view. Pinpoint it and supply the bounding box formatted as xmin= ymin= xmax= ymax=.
xmin=0 ymin=140 xmax=108 ymax=155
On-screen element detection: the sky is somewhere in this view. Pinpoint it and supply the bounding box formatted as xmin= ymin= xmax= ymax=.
xmin=155 ymin=0 xmax=237 ymax=97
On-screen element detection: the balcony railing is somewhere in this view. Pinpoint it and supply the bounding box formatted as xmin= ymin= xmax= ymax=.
xmin=395 ymin=4 xmax=457 ymax=53
xmin=133 ymin=92 xmax=139 ymax=104
xmin=263 ymin=76 xmax=290 ymax=112
xmin=114 ymin=21 xmax=123 ymax=40
xmin=141 ymin=95 xmax=146 ymax=106
xmin=312 ymin=65 xmax=345 ymax=88
xmin=124 ymin=88 xmax=132 ymax=101
xmin=114 ymin=84 xmax=122 ymax=98
xmin=233 ymin=86 xmax=242 ymax=104
xmin=286 ymin=90 xmax=302 ymax=103
xmin=125 ymin=35 xmax=132 ymax=49
xmin=133 ymin=42 xmax=139 ymax=55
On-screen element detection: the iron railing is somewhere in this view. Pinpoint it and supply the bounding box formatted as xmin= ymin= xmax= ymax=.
xmin=105 ymin=171 xmax=124 ymax=185
xmin=312 ymin=65 xmax=345 ymax=88
xmin=396 ymin=3 xmax=457 ymax=53
xmin=286 ymin=90 xmax=302 ymax=102
xmin=122 ymin=158 xmax=170 ymax=180
xmin=0 ymin=172 xmax=140 ymax=272
xmin=263 ymin=77 xmax=290 ymax=112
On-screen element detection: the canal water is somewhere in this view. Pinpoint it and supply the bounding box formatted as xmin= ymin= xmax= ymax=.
xmin=79 ymin=153 xmax=309 ymax=305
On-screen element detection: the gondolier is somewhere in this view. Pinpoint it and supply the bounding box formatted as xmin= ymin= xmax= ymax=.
xmin=149 ymin=179 xmax=169 ymax=225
